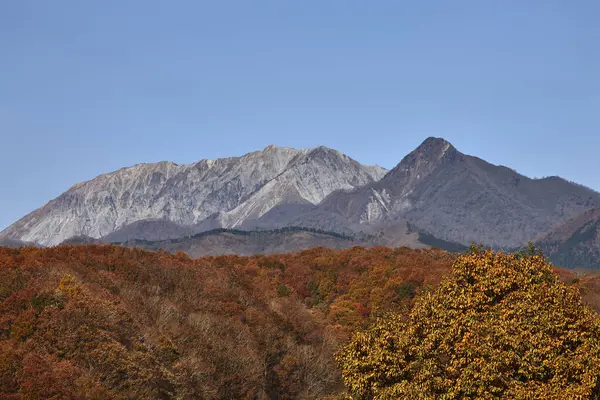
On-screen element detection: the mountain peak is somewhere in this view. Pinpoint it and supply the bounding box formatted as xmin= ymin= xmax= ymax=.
xmin=308 ymin=145 xmax=341 ymax=157
xmin=261 ymin=144 xmax=343 ymax=158
xmin=405 ymin=137 xmax=459 ymax=166
xmin=263 ymin=144 xmax=281 ymax=151
xmin=3 ymin=143 xmax=384 ymax=245
xmin=384 ymin=137 xmax=458 ymax=181
xmin=414 ymin=137 xmax=455 ymax=157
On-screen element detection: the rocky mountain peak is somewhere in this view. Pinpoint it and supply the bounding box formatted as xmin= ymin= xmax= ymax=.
xmin=416 ymin=136 xmax=454 ymax=153
xmin=408 ymin=137 xmax=457 ymax=164
xmin=261 ymin=144 xmax=298 ymax=154
xmin=304 ymin=145 xmax=343 ymax=161
xmin=384 ymin=137 xmax=459 ymax=182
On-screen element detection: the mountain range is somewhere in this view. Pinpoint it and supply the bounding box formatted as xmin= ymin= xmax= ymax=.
xmin=3 ymin=137 xmax=600 ymax=267
xmin=1 ymin=145 xmax=386 ymax=246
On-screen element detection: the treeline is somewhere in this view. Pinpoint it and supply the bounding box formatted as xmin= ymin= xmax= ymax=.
xmin=0 ymin=244 xmax=455 ymax=399
xmin=118 ymin=226 xmax=360 ymax=246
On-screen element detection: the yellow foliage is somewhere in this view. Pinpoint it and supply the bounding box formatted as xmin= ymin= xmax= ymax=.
xmin=337 ymin=248 xmax=600 ymax=399
xmin=56 ymin=273 xmax=81 ymax=297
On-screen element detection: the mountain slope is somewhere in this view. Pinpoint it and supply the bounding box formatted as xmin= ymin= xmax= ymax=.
xmin=117 ymin=228 xmax=367 ymax=257
xmin=1 ymin=146 xmax=386 ymax=246
xmin=105 ymin=224 xmax=440 ymax=258
xmin=285 ymin=137 xmax=600 ymax=247
xmin=536 ymin=206 xmax=600 ymax=269
xmin=3 ymin=137 xmax=598 ymax=251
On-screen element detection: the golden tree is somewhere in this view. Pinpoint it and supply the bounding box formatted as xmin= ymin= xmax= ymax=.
xmin=338 ymin=246 xmax=600 ymax=399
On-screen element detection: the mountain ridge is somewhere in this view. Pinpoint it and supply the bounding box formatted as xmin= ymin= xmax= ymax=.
xmin=0 ymin=145 xmax=387 ymax=246
xmin=295 ymin=137 xmax=600 ymax=247
xmin=3 ymin=137 xmax=600 ymax=255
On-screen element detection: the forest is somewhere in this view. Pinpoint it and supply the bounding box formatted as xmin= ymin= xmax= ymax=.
xmin=1 ymin=244 xmax=600 ymax=399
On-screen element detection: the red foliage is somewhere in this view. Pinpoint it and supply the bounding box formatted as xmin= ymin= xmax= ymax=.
xmin=0 ymin=244 xmax=502 ymax=398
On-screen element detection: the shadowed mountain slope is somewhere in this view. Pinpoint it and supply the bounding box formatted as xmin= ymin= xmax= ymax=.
xmin=537 ymin=206 xmax=600 ymax=269
xmin=288 ymin=137 xmax=600 ymax=247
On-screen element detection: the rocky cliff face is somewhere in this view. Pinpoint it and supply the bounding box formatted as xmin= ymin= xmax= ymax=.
xmin=289 ymin=137 xmax=600 ymax=247
xmin=0 ymin=145 xmax=387 ymax=246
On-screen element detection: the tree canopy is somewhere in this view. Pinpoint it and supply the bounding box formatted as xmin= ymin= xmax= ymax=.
xmin=338 ymin=246 xmax=600 ymax=399
xmin=0 ymin=244 xmax=455 ymax=399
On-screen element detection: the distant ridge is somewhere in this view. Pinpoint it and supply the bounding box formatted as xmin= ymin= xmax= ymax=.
xmin=111 ymin=226 xmax=371 ymax=257
xmin=60 ymin=225 xmax=481 ymax=259
xmin=3 ymin=137 xmax=600 ymax=263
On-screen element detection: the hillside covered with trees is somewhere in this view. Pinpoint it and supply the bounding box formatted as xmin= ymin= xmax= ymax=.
xmin=1 ymin=245 xmax=600 ymax=399
xmin=0 ymin=245 xmax=455 ymax=399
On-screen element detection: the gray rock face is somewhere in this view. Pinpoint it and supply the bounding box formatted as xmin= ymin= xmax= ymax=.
xmin=306 ymin=137 xmax=600 ymax=247
xmin=0 ymin=145 xmax=387 ymax=246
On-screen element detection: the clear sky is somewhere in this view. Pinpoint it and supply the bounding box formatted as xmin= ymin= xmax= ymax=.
xmin=1 ymin=1 xmax=599 ymax=231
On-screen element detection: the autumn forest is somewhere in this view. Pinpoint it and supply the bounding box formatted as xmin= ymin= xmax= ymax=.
xmin=2 ymin=244 xmax=600 ymax=399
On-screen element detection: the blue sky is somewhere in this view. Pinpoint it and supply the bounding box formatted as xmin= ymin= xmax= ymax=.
xmin=1 ymin=0 xmax=599 ymax=230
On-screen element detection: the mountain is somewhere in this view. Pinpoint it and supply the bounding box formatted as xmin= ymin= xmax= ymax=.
xmin=103 ymin=225 xmax=439 ymax=258
xmin=277 ymin=137 xmax=600 ymax=248
xmin=3 ymin=137 xmax=599 ymax=252
xmin=116 ymin=227 xmax=368 ymax=257
xmin=536 ymin=206 xmax=600 ymax=269
xmin=60 ymin=223 xmax=472 ymax=258
xmin=0 ymin=145 xmax=386 ymax=246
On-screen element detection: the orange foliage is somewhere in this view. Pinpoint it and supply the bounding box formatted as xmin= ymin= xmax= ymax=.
xmin=1 ymin=244 xmax=594 ymax=398
xmin=0 ymin=244 xmax=456 ymax=398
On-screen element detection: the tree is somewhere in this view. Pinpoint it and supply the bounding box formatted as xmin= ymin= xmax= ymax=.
xmin=338 ymin=247 xmax=600 ymax=399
